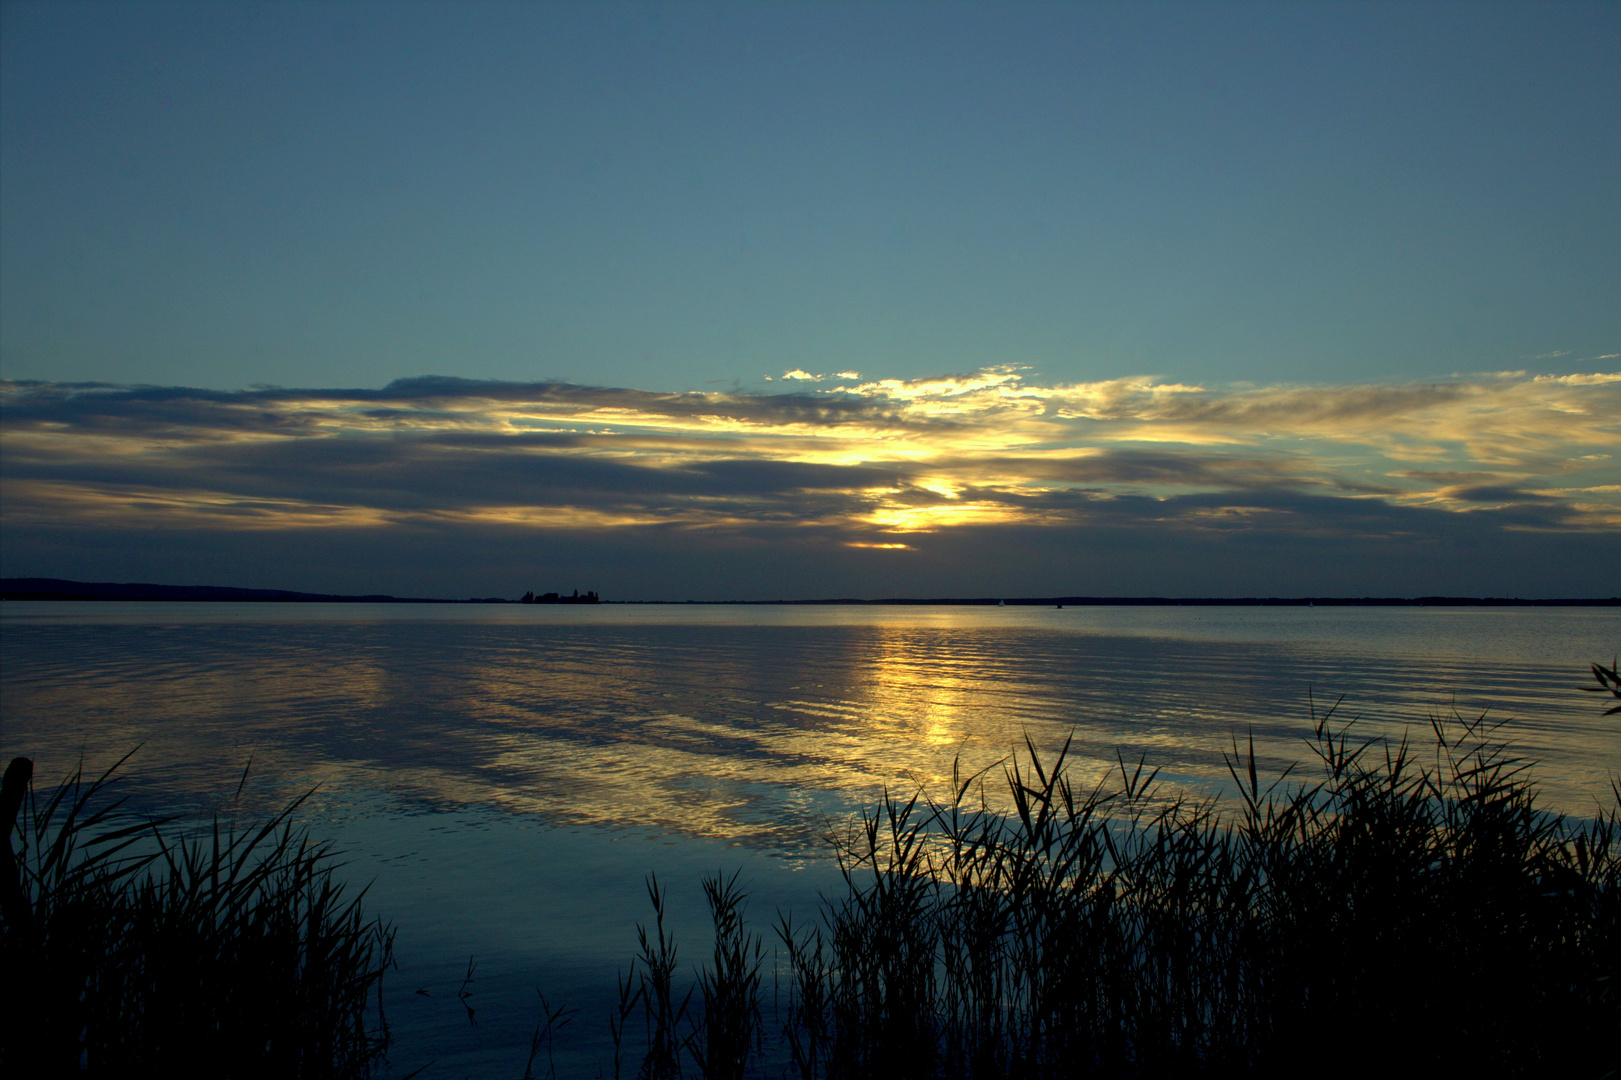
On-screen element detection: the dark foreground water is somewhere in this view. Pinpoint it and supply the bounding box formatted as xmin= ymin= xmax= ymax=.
xmin=2 ymin=602 xmax=1618 ymax=1076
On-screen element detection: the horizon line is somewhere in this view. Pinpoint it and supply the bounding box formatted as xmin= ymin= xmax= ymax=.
xmin=2 ymin=578 xmax=1617 ymax=608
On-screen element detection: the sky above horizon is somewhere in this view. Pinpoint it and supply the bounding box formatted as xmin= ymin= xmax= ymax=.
xmin=2 ymin=1 xmax=1618 ymax=598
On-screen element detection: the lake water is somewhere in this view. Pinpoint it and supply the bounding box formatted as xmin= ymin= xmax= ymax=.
xmin=2 ymin=602 xmax=1618 ymax=1076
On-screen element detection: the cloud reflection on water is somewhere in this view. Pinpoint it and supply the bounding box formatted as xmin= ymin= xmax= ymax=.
xmin=3 ymin=605 xmax=1617 ymax=851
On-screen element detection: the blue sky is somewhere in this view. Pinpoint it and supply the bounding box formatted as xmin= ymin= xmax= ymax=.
xmin=5 ymin=0 xmax=1616 ymax=392
xmin=1 ymin=2 xmax=1617 ymax=598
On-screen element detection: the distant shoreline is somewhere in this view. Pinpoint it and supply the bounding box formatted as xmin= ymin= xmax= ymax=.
xmin=0 ymin=578 xmax=503 ymax=605
xmin=2 ymin=577 xmax=1616 ymax=607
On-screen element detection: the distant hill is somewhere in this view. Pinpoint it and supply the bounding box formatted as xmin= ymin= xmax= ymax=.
xmin=0 ymin=578 xmax=509 ymax=603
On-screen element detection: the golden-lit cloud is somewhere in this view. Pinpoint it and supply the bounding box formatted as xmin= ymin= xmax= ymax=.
xmin=3 ymin=368 xmax=1618 ymax=549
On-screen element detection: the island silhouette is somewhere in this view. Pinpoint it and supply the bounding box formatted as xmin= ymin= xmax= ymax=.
xmin=519 ymin=589 xmax=600 ymax=604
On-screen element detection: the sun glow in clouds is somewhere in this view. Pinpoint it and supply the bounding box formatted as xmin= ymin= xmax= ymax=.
xmin=2 ymin=368 xmax=1618 ymax=551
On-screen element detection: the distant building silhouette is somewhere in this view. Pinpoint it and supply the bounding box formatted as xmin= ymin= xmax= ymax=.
xmin=518 ymin=588 xmax=599 ymax=604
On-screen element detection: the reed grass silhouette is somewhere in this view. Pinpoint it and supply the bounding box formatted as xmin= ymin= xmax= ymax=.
xmin=611 ymin=870 xmax=767 ymax=1080
xmin=759 ymin=701 xmax=1621 ymax=1079
xmin=5 ymin=662 xmax=1617 ymax=1078
xmin=617 ymin=691 xmax=1619 ymax=1079
xmin=0 ymin=754 xmax=394 ymax=1078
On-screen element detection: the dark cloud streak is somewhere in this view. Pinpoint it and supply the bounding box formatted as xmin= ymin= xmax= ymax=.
xmin=3 ymin=372 xmax=1616 ymax=597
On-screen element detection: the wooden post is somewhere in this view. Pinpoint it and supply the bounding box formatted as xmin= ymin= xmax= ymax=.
xmin=1 ymin=756 xmax=32 ymax=932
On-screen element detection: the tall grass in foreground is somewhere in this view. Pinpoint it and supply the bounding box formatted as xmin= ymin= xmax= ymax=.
xmin=614 ymin=871 xmax=766 ymax=1080
xmin=0 ymin=755 xmax=394 ymax=1078
xmin=5 ymin=670 xmax=1616 ymax=1078
xmin=620 ymin=704 xmax=1620 ymax=1079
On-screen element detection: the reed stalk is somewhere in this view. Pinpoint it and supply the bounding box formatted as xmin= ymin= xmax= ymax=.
xmin=760 ymin=702 xmax=1621 ymax=1079
xmin=610 ymin=668 xmax=1620 ymax=1078
xmin=0 ymin=756 xmax=394 ymax=1078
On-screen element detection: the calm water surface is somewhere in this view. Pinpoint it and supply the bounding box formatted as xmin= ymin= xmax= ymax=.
xmin=3 ymin=602 xmax=1618 ymax=1075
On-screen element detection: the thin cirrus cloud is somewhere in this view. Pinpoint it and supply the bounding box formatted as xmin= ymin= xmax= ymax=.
xmin=1 ymin=367 xmax=1617 ymax=597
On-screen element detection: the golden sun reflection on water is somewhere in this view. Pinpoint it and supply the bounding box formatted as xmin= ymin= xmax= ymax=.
xmin=3 ymin=605 xmax=1618 ymax=855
